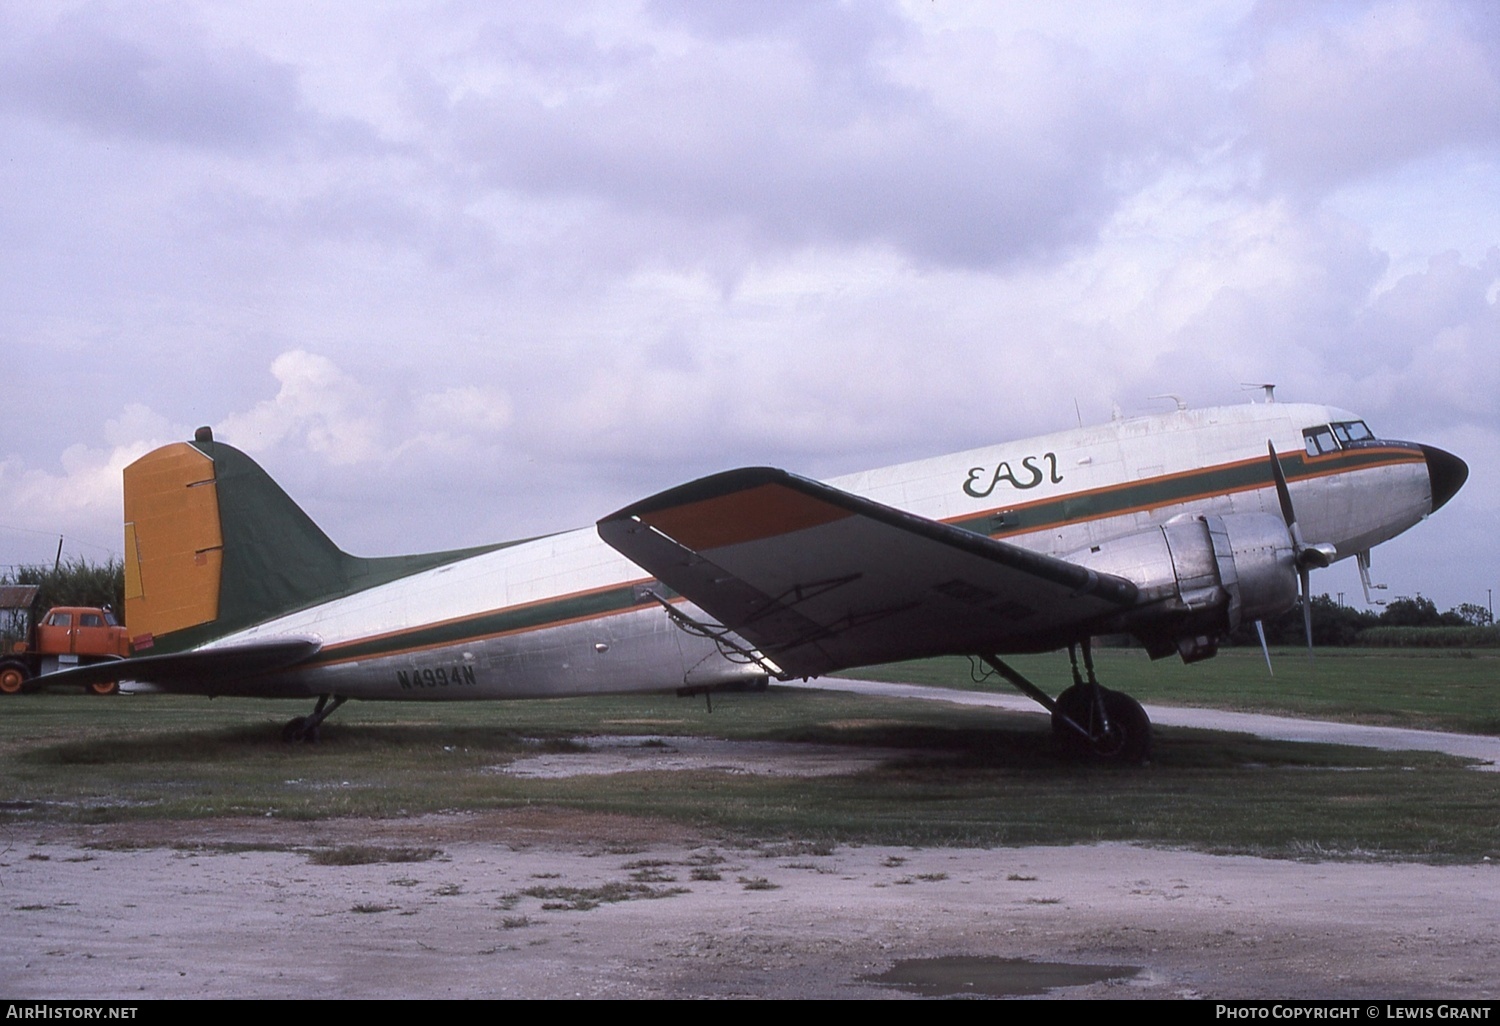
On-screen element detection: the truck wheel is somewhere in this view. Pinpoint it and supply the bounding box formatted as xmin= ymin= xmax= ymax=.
xmin=0 ymin=663 xmax=27 ymax=695
xmin=86 ymin=680 xmax=119 ymax=696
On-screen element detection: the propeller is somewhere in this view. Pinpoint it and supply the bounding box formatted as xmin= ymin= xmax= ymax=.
xmin=1254 ymin=620 xmax=1274 ymax=677
xmin=1266 ymin=442 xmax=1338 ymax=657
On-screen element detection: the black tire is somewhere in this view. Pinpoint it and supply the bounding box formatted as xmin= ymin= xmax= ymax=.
xmin=1052 ymin=685 xmax=1151 ymax=764
xmin=1096 ymin=688 xmax=1151 ymax=763
xmin=281 ymin=716 xmax=321 ymax=743
xmin=1051 ymin=683 xmax=1092 ymax=749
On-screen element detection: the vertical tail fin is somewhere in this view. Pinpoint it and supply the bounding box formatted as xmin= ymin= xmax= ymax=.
xmin=124 ymin=429 xmax=505 ymax=652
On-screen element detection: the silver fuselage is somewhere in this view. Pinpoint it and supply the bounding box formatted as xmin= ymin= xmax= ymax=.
xmin=194 ymin=402 xmax=1453 ymax=701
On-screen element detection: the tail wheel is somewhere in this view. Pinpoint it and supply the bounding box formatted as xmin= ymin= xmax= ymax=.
xmin=87 ymin=680 xmax=120 ymax=696
xmin=0 ymin=664 xmax=27 ymax=695
xmin=281 ymin=716 xmax=320 ymax=743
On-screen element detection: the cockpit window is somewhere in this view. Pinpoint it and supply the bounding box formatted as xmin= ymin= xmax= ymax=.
xmin=1331 ymin=420 xmax=1373 ymax=445
xmin=1303 ymin=426 xmax=1338 ymax=456
xmin=1304 ymin=420 xmax=1376 ymax=456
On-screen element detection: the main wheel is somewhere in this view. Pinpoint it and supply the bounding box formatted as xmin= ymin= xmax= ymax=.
xmin=87 ymin=680 xmax=119 ymax=696
xmin=1052 ymin=685 xmax=1151 ymax=764
xmin=0 ymin=662 xmax=27 ymax=695
xmin=1051 ymin=683 xmax=1092 ymax=749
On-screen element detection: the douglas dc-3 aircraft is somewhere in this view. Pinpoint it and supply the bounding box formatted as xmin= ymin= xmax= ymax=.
xmin=40 ymin=395 xmax=1466 ymax=762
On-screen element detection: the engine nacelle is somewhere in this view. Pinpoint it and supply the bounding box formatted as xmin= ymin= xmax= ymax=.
xmin=1063 ymin=513 xmax=1298 ymax=662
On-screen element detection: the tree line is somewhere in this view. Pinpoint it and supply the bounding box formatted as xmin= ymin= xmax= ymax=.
xmin=0 ymin=557 xmax=126 ymax=620
xmin=1229 ymin=594 xmax=1495 ymax=648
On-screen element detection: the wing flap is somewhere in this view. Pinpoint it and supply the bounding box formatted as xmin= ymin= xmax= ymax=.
xmin=599 ymin=469 xmax=1137 ymax=676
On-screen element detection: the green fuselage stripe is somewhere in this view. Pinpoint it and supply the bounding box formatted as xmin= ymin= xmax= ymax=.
xmin=308 ymin=583 xmax=657 ymax=667
xmin=293 ymin=446 xmax=1424 ymax=665
xmin=947 ymin=446 xmax=1421 ymax=538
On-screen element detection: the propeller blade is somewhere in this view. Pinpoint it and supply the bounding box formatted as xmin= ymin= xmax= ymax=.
xmin=1267 ymin=441 xmax=1297 ymax=529
xmin=1268 ymin=440 xmax=1325 ymax=662
xmin=1267 ymin=440 xmax=1318 ymax=557
xmin=1300 ymin=566 xmax=1314 ymax=660
xmin=1255 ymin=620 xmax=1274 ymax=677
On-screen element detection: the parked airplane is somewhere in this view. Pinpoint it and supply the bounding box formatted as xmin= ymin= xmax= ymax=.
xmin=40 ymin=395 xmax=1466 ymax=761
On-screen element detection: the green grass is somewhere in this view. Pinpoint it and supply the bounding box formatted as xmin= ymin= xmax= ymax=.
xmin=843 ymin=647 xmax=1500 ymax=735
xmin=2 ymin=678 xmax=1498 ymax=862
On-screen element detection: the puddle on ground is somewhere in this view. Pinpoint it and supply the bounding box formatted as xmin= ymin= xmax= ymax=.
xmin=491 ymin=735 xmax=921 ymax=779
xmin=862 ymin=956 xmax=1139 ymax=998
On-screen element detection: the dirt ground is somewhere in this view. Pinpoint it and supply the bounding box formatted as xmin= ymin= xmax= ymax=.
xmin=4 ymin=807 xmax=1496 ymax=1000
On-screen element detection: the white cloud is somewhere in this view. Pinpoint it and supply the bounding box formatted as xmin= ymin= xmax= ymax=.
xmin=215 ymin=350 xmax=384 ymax=463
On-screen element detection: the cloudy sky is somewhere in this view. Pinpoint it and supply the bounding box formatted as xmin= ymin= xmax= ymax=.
xmin=2 ymin=0 xmax=1496 ymax=615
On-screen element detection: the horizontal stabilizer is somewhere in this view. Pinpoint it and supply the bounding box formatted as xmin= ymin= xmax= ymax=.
xmin=599 ymin=468 xmax=1137 ymax=677
xmin=32 ymin=637 xmax=322 ymax=691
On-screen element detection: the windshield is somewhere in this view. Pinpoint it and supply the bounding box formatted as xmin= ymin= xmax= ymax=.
xmin=1331 ymin=420 xmax=1374 ymax=445
xmin=1304 ymin=420 xmax=1376 ymax=456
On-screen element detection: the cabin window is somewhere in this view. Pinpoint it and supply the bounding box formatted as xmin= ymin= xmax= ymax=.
xmin=47 ymin=612 xmax=72 ymax=627
xmin=80 ymin=614 xmax=103 ymax=627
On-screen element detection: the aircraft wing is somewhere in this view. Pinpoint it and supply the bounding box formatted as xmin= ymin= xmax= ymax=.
xmin=598 ymin=468 xmax=1139 ymax=678
xmin=30 ymin=637 xmax=322 ymax=691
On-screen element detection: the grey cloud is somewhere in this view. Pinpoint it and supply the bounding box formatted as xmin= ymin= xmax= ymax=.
xmin=439 ymin=19 xmax=1172 ymax=269
xmin=1 ymin=3 xmax=1495 ymax=609
xmin=1350 ymin=249 xmax=1500 ymax=425
xmin=1241 ymin=0 xmax=1500 ymax=191
xmin=0 ymin=10 xmax=306 ymax=153
xmin=645 ymin=0 xmax=910 ymax=79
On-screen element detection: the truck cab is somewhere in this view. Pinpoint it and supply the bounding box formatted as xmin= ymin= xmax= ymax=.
xmin=34 ymin=606 xmax=132 ymax=660
xmin=1 ymin=593 xmax=130 ymax=695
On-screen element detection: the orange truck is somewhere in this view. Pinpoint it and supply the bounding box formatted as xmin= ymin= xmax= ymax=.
xmin=0 ymin=585 xmax=129 ymax=695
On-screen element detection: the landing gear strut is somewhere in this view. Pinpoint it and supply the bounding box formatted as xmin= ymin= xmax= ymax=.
xmin=282 ymin=694 xmax=347 ymax=743
xmin=979 ymin=640 xmax=1151 ymax=764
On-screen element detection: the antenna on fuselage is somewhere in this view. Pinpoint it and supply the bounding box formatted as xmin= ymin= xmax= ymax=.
xmin=1242 ymin=383 xmax=1276 ymax=403
xmin=1149 ymin=394 xmax=1188 ymax=411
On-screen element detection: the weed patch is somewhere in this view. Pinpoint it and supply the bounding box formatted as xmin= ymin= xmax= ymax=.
xmin=516 ymin=881 xmax=689 ymax=911
xmin=307 ymin=845 xmax=442 ymax=866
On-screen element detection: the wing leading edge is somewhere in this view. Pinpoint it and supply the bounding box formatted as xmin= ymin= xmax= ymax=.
xmin=598 ymin=468 xmax=1138 ymax=677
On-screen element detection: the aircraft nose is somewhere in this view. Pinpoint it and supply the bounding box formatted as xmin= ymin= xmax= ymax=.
xmin=1421 ymin=445 xmax=1468 ymax=513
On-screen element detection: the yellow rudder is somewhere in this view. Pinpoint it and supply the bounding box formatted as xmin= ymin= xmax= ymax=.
xmin=122 ymin=442 xmax=224 ymax=647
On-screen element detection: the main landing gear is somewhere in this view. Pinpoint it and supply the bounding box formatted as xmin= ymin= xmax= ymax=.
xmin=282 ymin=694 xmax=347 ymax=743
xmin=979 ymin=641 xmax=1151 ymax=764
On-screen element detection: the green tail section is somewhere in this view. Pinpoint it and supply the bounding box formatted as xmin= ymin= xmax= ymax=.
xmin=140 ymin=434 xmax=514 ymax=652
